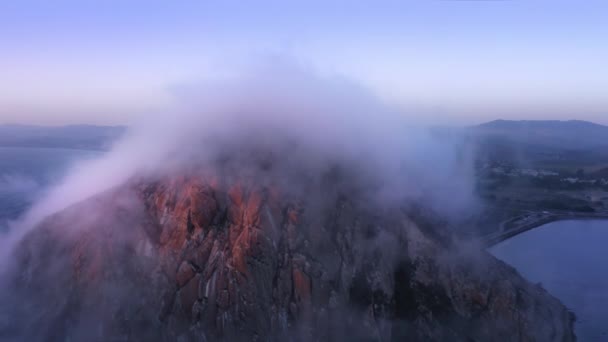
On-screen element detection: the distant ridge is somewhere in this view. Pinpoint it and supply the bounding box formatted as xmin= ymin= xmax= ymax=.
xmin=0 ymin=123 xmax=127 ymax=130
xmin=469 ymin=119 xmax=608 ymax=152
xmin=0 ymin=124 xmax=126 ymax=151
xmin=476 ymin=119 xmax=608 ymax=130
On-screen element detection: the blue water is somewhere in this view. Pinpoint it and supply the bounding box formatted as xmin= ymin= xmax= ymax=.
xmin=490 ymin=220 xmax=608 ymax=341
xmin=0 ymin=147 xmax=98 ymax=230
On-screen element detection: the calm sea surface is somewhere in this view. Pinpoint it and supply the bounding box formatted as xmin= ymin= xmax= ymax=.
xmin=490 ymin=220 xmax=608 ymax=341
xmin=0 ymin=147 xmax=98 ymax=230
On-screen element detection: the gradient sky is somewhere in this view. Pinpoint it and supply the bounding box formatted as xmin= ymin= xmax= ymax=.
xmin=1 ymin=0 xmax=607 ymax=126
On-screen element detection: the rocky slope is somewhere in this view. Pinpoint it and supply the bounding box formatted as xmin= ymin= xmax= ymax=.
xmin=0 ymin=169 xmax=575 ymax=341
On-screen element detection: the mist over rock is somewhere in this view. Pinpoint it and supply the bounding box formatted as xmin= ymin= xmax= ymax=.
xmin=0 ymin=162 xmax=574 ymax=341
xmin=0 ymin=66 xmax=575 ymax=341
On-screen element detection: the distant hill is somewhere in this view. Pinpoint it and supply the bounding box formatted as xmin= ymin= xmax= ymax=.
xmin=467 ymin=120 xmax=608 ymax=167
xmin=477 ymin=119 xmax=608 ymax=131
xmin=471 ymin=120 xmax=608 ymax=150
xmin=0 ymin=124 xmax=126 ymax=151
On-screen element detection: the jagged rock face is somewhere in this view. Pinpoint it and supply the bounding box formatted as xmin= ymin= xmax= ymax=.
xmin=0 ymin=172 xmax=575 ymax=341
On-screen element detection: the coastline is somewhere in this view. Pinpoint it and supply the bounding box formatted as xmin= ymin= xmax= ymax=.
xmin=484 ymin=211 xmax=608 ymax=247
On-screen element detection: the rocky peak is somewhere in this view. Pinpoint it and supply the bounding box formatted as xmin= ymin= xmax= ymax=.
xmin=0 ymin=168 xmax=575 ymax=341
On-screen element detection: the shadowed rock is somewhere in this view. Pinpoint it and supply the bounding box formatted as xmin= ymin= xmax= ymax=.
xmin=0 ymin=165 xmax=575 ymax=341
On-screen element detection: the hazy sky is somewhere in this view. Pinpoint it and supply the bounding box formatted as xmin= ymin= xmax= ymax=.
xmin=1 ymin=0 xmax=607 ymax=126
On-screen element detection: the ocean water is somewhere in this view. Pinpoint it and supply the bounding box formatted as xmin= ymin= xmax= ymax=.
xmin=0 ymin=147 xmax=99 ymax=231
xmin=490 ymin=220 xmax=608 ymax=341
